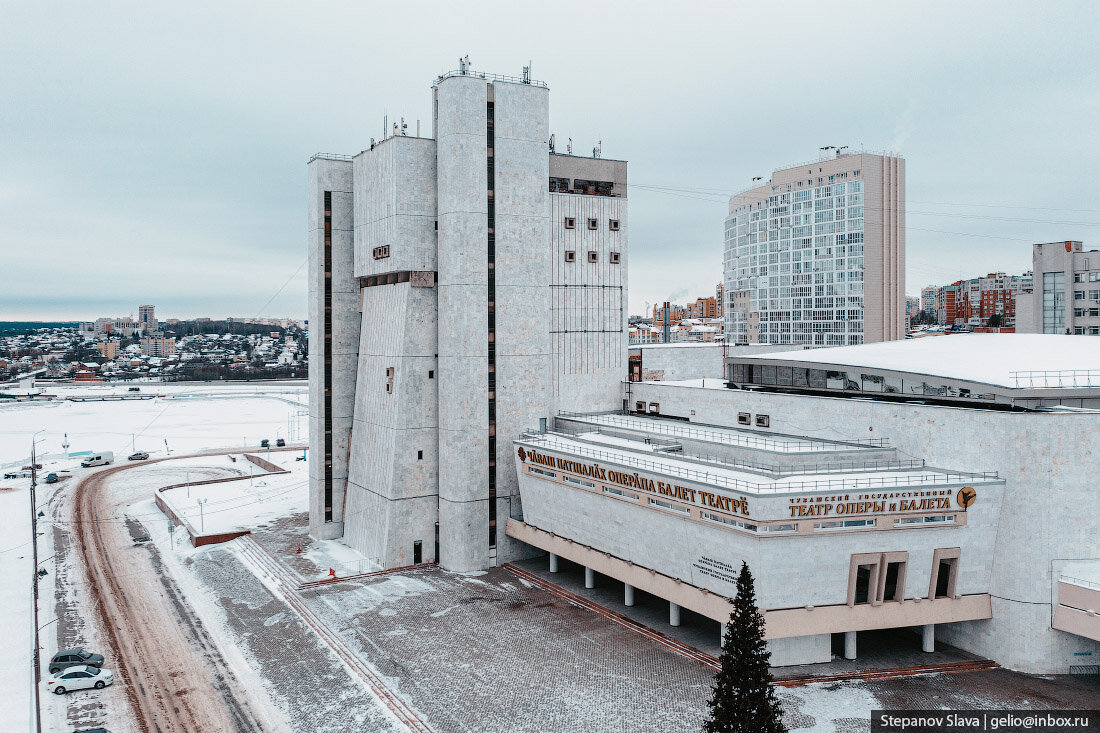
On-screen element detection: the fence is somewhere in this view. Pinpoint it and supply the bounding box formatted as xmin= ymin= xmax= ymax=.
xmin=521 ymin=432 xmax=998 ymax=495
xmin=557 ymin=411 xmax=890 ymax=452
xmin=1010 ymin=370 xmax=1100 ymax=389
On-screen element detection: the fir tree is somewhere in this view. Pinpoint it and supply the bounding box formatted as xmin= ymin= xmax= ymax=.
xmin=703 ymin=562 xmax=787 ymax=733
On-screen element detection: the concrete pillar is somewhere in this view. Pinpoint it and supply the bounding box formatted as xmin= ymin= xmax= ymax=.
xmin=624 ymin=584 xmax=635 ymax=607
xmin=844 ymin=631 xmax=857 ymax=660
xmin=584 ymin=566 xmax=595 ymax=589
xmin=720 ymin=623 xmax=728 ymax=647
xmin=548 ymin=553 xmax=558 ymax=573
xmin=922 ymin=624 xmax=935 ymax=653
xmin=669 ymin=602 xmax=681 ymax=627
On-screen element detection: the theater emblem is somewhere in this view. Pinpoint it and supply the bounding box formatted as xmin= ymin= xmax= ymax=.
xmin=956 ymin=486 xmax=977 ymax=510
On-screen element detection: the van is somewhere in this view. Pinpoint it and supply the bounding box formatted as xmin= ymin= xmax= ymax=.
xmin=80 ymin=452 xmax=114 ymax=468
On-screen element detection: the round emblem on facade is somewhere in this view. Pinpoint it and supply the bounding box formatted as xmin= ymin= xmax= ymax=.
xmin=517 ymin=447 xmax=527 ymax=463
xmin=956 ymin=486 xmax=977 ymax=510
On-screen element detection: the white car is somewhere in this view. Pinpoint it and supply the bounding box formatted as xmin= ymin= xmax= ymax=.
xmin=46 ymin=665 xmax=114 ymax=695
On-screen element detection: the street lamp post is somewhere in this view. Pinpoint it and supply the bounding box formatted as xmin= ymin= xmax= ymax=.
xmin=29 ymin=429 xmax=45 ymax=733
xmin=197 ymin=498 xmax=208 ymax=533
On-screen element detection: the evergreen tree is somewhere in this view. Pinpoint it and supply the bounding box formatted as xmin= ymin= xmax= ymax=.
xmin=703 ymin=562 xmax=787 ymax=733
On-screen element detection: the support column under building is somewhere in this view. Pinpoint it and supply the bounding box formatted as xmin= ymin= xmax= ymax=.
xmin=624 ymin=584 xmax=634 ymax=607
xmin=548 ymin=553 xmax=558 ymax=573
xmin=922 ymin=624 xmax=935 ymax=653
xmin=584 ymin=567 xmax=595 ymax=589
xmin=844 ymin=631 xmax=857 ymax=660
xmin=669 ymin=602 xmax=681 ymax=627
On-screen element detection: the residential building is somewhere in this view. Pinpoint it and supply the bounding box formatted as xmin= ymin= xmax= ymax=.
xmin=138 ymin=304 xmax=156 ymax=333
xmin=684 ymin=295 xmax=719 ymax=320
xmin=920 ymin=285 xmax=937 ymax=317
xmin=140 ymin=337 xmax=177 ymax=357
xmin=933 ymin=272 xmax=1032 ymax=330
xmin=308 ymin=64 xmax=627 ymax=572
xmin=95 ymin=341 xmax=119 ymax=359
xmin=652 ymin=302 xmax=684 ymax=326
xmin=1017 ymin=240 xmax=1100 ymax=335
xmin=724 ymin=150 xmax=905 ymax=346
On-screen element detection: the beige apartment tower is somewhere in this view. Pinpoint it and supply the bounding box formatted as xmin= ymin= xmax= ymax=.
xmin=723 ymin=150 xmax=905 ymax=346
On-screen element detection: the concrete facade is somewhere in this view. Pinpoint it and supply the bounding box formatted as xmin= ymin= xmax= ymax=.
xmin=307 ymin=68 xmax=628 ymax=572
xmin=1018 ymin=240 xmax=1100 ymax=335
xmin=592 ymin=380 xmax=1100 ymax=672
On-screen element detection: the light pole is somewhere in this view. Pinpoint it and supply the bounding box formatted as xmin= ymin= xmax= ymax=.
xmin=197 ymin=498 xmax=208 ymax=533
xmin=29 ymin=429 xmax=45 ymax=733
xmin=186 ymin=471 xmax=191 ymax=499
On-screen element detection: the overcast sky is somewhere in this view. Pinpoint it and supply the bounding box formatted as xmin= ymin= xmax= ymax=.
xmin=3 ymin=1 xmax=1099 ymax=321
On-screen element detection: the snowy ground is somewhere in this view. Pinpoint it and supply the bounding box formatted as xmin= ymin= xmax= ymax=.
xmin=157 ymin=452 xmax=307 ymax=538
xmin=0 ymin=477 xmax=34 ymax=732
xmin=0 ymin=380 xmax=307 ymax=468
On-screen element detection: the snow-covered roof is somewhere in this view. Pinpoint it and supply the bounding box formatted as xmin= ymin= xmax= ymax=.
xmin=738 ymin=334 xmax=1100 ymax=389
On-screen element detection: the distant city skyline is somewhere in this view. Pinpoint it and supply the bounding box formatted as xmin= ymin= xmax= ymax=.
xmin=3 ymin=2 xmax=1100 ymax=320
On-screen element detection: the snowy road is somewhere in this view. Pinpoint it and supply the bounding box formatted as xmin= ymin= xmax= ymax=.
xmin=55 ymin=451 xmax=300 ymax=732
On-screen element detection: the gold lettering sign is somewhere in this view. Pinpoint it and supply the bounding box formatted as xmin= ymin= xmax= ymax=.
xmin=523 ymin=449 xmax=750 ymax=517
xmin=956 ymin=486 xmax=976 ymax=510
xmin=787 ymin=488 xmax=956 ymax=518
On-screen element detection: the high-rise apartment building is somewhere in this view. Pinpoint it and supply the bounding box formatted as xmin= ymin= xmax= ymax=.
xmin=723 ymin=151 xmax=905 ymax=346
xmin=308 ymin=65 xmax=627 ymax=572
xmin=934 ymin=272 xmax=1032 ymax=329
xmin=920 ymin=285 xmax=937 ymax=317
xmin=138 ymin=304 xmax=156 ymax=333
xmin=1018 ymin=240 xmax=1100 ymax=335
xmin=140 ymin=337 xmax=176 ymax=357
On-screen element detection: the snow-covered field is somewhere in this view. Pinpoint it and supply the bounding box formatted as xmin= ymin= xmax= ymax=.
xmin=0 ymin=381 xmax=308 ymax=730
xmin=0 ymin=381 xmax=307 ymax=467
xmin=158 ymin=452 xmax=308 ymax=537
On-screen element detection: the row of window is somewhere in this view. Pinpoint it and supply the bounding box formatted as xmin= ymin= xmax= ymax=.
xmin=564 ymin=250 xmax=621 ymax=264
xmin=849 ymin=548 xmax=959 ymax=606
xmin=564 ymin=217 xmax=620 ymax=231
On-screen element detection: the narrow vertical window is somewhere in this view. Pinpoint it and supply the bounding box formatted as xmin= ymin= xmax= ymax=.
xmin=323 ymin=191 xmax=333 ymax=522
xmin=486 ymin=99 xmax=497 ymax=548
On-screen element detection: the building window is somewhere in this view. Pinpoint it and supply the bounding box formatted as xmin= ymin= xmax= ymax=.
xmin=1044 ymin=272 xmax=1066 ymax=333
xmin=755 ymin=414 xmax=770 ymax=428
xmin=609 ymin=219 xmax=620 ymax=231
xmin=648 ymin=402 xmax=659 ymax=413
xmin=565 ymin=250 xmax=576 ymax=263
xmin=895 ymin=515 xmax=955 ymax=526
xmin=702 ymin=512 xmax=757 ymax=532
xmin=587 ymin=251 xmax=598 ymax=263
xmin=610 ymin=252 xmax=621 ymax=264
xmin=816 ymin=519 xmax=874 ymax=531
xmin=385 ymin=366 xmax=394 ymax=394
xmin=929 ymin=548 xmax=961 ymax=599
xmin=428 ymin=370 xmax=434 ymax=378
xmin=635 ymin=401 xmax=646 ymax=412
xmin=737 ymin=412 xmax=751 ymax=425
xmin=564 ymin=475 xmax=595 ymax=488
xmin=1074 ymin=290 xmax=1085 ymax=300
xmin=1075 ymin=273 xmax=1084 ymax=283
xmin=417 ymin=450 xmax=423 ymax=460
xmin=587 ymin=218 xmax=598 ymax=230
xmin=848 ymin=553 xmax=880 ymax=605
xmin=373 ymin=245 xmax=390 ymax=260
xmin=564 ymin=216 xmax=576 ymax=229
xmin=649 ymin=497 xmax=690 ymax=514
xmin=529 ymin=466 xmax=556 ymax=478
xmin=603 ymin=486 xmax=639 ymax=501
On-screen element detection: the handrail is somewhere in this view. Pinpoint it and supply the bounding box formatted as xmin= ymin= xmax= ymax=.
xmin=557 ymin=411 xmax=889 ymax=451
xmin=518 ymin=432 xmax=998 ymax=495
xmin=307 ymin=152 xmax=354 ymax=163
xmin=1011 ymin=370 xmax=1100 ymax=389
xmin=1061 ymin=575 xmax=1100 ymax=591
xmin=433 ymin=69 xmax=548 ymax=89
xmin=556 ymin=425 xmax=923 ymax=477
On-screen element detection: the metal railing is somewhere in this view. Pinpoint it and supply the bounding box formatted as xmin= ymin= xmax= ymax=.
xmin=555 ymin=424 xmax=922 ymax=478
xmin=557 ymin=411 xmax=890 ymax=452
xmin=307 ymin=152 xmax=354 ymax=163
xmin=433 ymin=69 xmax=548 ymax=88
xmin=1010 ymin=370 xmax=1100 ymax=389
xmin=520 ymin=432 xmax=998 ymax=495
xmin=1061 ymin=575 xmax=1100 ymax=591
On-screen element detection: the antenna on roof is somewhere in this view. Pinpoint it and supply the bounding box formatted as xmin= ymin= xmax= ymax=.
xmin=752 ymin=176 xmax=762 ymax=182
xmin=459 ymin=55 xmax=470 ymax=74
xmin=523 ymin=61 xmax=531 ymax=84
xmin=593 ymin=140 xmax=601 ymax=159
xmin=567 ymin=137 xmax=572 ymax=154
xmin=548 ymin=133 xmax=555 ymax=153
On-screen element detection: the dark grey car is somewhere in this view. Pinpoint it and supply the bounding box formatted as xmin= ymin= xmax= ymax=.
xmin=48 ymin=648 xmax=104 ymax=674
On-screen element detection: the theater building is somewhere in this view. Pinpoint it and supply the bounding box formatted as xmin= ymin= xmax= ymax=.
xmin=507 ymin=335 xmax=1100 ymax=672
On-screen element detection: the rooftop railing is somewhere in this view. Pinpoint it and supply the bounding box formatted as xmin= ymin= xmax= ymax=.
xmin=307 ymin=152 xmax=354 ymax=163
xmin=433 ymin=69 xmax=548 ymax=89
xmin=1010 ymin=370 xmax=1100 ymax=389
xmin=557 ymin=411 xmax=889 ymax=452
xmin=1061 ymin=575 xmax=1100 ymax=591
xmin=519 ymin=432 xmax=998 ymax=495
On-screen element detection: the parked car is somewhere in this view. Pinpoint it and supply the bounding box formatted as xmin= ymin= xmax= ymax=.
xmin=128 ymin=386 xmax=141 ymax=392
xmin=48 ymin=648 xmax=104 ymax=674
xmin=46 ymin=665 xmax=113 ymax=695
xmin=4 ymin=470 xmax=30 ymax=479
xmin=44 ymin=473 xmax=59 ymax=484
xmin=260 ymin=439 xmax=270 ymax=448
xmin=276 ymin=438 xmax=286 ymax=447
xmin=127 ymin=451 xmax=150 ymax=461
xmin=22 ymin=463 xmax=43 ymax=471
xmin=80 ymin=452 xmax=113 ymax=468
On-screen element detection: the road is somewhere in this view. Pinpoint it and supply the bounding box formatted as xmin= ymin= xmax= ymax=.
xmin=58 ymin=449 xmax=301 ymax=732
